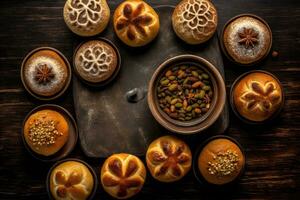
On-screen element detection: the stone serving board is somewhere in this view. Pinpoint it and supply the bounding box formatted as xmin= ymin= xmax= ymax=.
xmin=73 ymin=5 xmax=229 ymax=158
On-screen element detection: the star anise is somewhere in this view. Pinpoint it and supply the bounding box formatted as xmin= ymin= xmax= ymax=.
xmin=238 ymin=28 xmax=259 ymax=48
xmin=203 ymin=94 xmax=211 ymax=104
xmin=116 ymin=3 xmax=153 ymax=41
xmin=34 ymin=63 xmax=55 ymax=85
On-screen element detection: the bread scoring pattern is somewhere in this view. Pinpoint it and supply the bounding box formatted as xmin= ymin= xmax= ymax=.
xmin=101 ymin=154 xmax=145 ymax=199
xmin=176 ymin=0 xmax=217 ymax=39
xmin=240 ymin=81 xmax=281 ymax=111
xmin=66 ymin=0 xmax=103 ymax=31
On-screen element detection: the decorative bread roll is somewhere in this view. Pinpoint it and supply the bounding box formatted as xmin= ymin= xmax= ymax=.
xmin=233 ymin=72 xmax=283 ymax=122
xmin=101 ymin=153 xmax=146 ymax=199
xmin=146 ymin=136 xmax=192 ymax=182
xmin=50 ymin=161 xmax=94 ymax=200
xmin=172 ymin=0 xmax=218 ymax=44
xmin=74 ymin=40 xmax=118 ymax=84
xmin=23 ymin=49 xmax=69 ymax=97
xmin=223 ymin=15 xmax=272 ymax=65
xmin=198 ymin=138 xmax=245 ymax=185
xmin=63 ymin=0 xmax=110 ymax=36
xmin=23 ymin=109 xmax=69 ymax=156
xmin=113 ymin=0 xmax=160 ymax=47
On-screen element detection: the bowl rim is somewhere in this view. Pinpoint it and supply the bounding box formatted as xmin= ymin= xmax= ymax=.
xmin=229 ymin=70 xmax=285 ymax=125
xmin=46 ymin=158 xmax=98 ymax=200
xmin=21 ymin=104 xmax=78 ymax=162
xmin=147 ymin=54 xmax=226 ymax=135
xmin=73 ymin=37 xmax=122 ymax=87
xmin=20 ymin=47 xmax=72 ymax=101
xmin=192 ymin=135 xmax=246 ymax=186
xmin=220 ymin=13 xmax=273 ymax=67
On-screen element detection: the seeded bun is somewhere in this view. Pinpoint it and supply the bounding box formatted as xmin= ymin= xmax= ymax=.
xmin=233 ymin=72 xmax=283 ymax=122
xmin=63 ymin=0 xmax=110 ymax=36
xmin=172 ymin=0 xmax=218 ymax=44
xmin=50 ymin=161 xmax=94 ymax=200
xmin=113 ymin=0 xmax=160 ymax=47
xmin=198 ymin=138 xmax=245 ymax=185
xmin=24 ymin=109 xmax=69 ymax=156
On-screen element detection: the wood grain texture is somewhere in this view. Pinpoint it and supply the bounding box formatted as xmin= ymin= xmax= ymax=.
xmin=0 ymin=0 xmax=299 ymax=199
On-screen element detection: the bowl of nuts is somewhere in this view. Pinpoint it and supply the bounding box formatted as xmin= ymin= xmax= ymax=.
xmin=148 ymin=55 xmax=226 ymax=134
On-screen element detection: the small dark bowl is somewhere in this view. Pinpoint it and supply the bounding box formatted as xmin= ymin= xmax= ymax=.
xmin=21 ymin=104 xmax=78 ymax=162
xmin=230 ymin=70 xmax=285 ymax=125
xmin=193 ymin=135 xmax=246 ymax=186
xmin=220 ymin=13 xmax=273 ymax=67
xmin=73 ymin=37 xmax=121 ymax=87
xmin=21 ymin=47 xmax=72 ymax=101
xmin=148 ymin=54 xmax=226 ymax=134
xmin=46 ymin=158 xmax=98 ymax=200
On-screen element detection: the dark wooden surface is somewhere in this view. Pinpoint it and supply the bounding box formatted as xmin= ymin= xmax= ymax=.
xmin=0 ymin=0 xmax=299 ymax=199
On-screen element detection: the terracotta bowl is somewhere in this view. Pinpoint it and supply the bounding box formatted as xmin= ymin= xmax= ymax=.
xmin=147 ymin=55 xmax=226 ymax=134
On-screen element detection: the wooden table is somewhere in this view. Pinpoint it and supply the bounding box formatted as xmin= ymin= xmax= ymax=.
xmin=0 ymin=0 xmax=299 ymax=199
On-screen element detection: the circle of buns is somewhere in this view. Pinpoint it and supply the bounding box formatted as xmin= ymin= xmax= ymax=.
xmin=63 ymin=0 xmax=110 ymax=36
xmin=23 ymin=50 xmax=69 ymax=97
xmin=101 ymin=153 xmax=146 ymax=199
xmin=233 ymin=72 xmax=282 ymax=122
xmin=74 ymin=40 xmax=118 ymax=83
xmin=50 ymin=161 xmax=94 ymax=200
xmin=146 ymin=136 xmax=192 ymax=182
xmin=23 ymin=109 xmax=69 ymax=156
xmin=172 ymin=0 xmax=218 ymax=44
xmin=113 ymin=0 xmax=160 ymax=47
xmin=198 ymin=138 xmax=245 ymax=185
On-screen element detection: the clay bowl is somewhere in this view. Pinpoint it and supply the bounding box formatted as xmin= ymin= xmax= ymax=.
xmin=220 ymin=14 xmax=273 ymax=67
xmin=46 ymin=158 xmax=98 ymax=200
xmin=230 ymin=70 xmax=285 ymax=124
xmin=193 ymin=135 xmax=246 ymax=186
xmin=21 ymin=104 xmax=78 ymax=162
xmin=21 ymin=47 xmax=72 ymax=101
xmin=148 ymin=54 xmax=226 ymax=134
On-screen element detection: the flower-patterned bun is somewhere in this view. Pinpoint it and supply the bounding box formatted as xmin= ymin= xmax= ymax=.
xmin=233 ymin=71 xmax=283 ymax=122
xmin=49 ymin=161 xmax=94 ymax=200
xmin=113 ymin=0 xmax=160 ymax=47
xmin=222 ymin=15 xmax=272 ymax=65
xmin=63 ymin=0 xmax=110 ymax=36
xmin=172 ymin=0 xmax=218 ymax=45
xmin=146 ymin=136 xmax=192 ymax=182
xmin=101 ymin=153 xmax=146 ymax=199
xmin=74 ymin=40 xmax=119 ymax=84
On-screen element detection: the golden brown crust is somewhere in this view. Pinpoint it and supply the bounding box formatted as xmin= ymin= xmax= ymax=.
xmin=233 ymin=72 xmax=283 ymax=122
xmin=101 ymin=153 xmax=146 ymax=199
xmin=223 ymin=16 xmax=272 ymax=65
xmin=198 ymin=138 xmax=245 ymax=185
xmin=50 ymin=161 xmax=94 ymax=200
xmin=23 ymin=109 xmax=69 ymax=156
xmin=23 ymin=50 xmax=69 ymax=97
xmin=146 ymin=136 xmax=192 ymax=182
xmin=74 ymin=40 xmax=118 ymax=83
xmin=113 ymin=0 xmax=160 ymax=47
xmin=172 ymin=0 xmax=218 ymax=44
xmin=63 ymin=0 xmax=110 ymax=36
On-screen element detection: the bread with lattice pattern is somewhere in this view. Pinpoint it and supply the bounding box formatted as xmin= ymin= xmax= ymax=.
xmin=146 ymin=136 xmax=192 ymax=182
xmin=101 ymin=153 xmax=146 ymax=199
